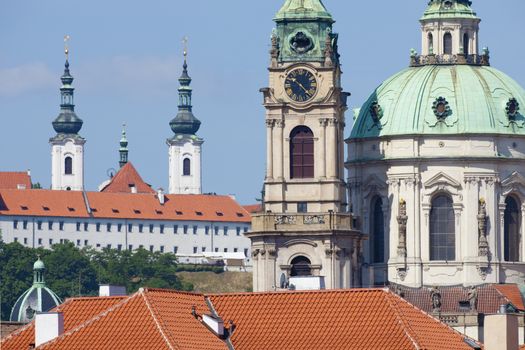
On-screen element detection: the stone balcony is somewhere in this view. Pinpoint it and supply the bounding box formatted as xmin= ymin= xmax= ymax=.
xmin=248 ymin=212 xmax=357 ymax=236
xmin=410 ymin=52 xmax=490 ymax=67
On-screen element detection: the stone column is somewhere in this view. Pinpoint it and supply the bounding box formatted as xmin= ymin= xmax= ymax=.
xmin=319 ymin=118 xmax=328 ymax=179
xmin=326 ymin=118 xmax=338 ymax=179
xmin=498 ymin=202 xmax=506 ymax=264
xmin=274 ymin=120 xmax=284 ymax=180
xmin=265 ymin=120 xmax=274 ymax=180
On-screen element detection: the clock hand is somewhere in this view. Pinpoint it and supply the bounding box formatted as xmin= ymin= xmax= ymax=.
xmin=291 ymin=78 xmax=310 ymax=95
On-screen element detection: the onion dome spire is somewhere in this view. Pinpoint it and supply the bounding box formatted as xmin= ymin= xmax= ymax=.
xmin=169 ymin=39 xmax=201 ymax=136
xmin=119 ymin=124 xmax=129 ymax=168
xmin=52 ymin=36 xmax=84 ymax=137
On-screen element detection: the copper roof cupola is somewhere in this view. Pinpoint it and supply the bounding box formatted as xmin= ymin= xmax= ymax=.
xmin=169 ymin=49 xmax=201 ymax=137
xmin=51 ymin=47 xmax=84 ymax=138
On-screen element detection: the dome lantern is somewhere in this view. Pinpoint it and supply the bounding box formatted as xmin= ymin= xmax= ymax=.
xmin=412 ymin=0 xmax=489 ymax=66
xmin=10 ymin=257 xmax=62 ymax=323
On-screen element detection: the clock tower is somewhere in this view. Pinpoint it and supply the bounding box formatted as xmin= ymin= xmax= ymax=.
xmin=247 ymin=0 xmax=363 ymax=292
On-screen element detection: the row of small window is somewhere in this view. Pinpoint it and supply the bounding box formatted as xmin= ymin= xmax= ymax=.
xmin=13 ymin=237 xmax=249 ymax=257
xmin=13 ymin=220 xmax=249 ymax=236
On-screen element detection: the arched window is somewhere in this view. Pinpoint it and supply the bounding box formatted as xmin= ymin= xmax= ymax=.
xmin=370 ymin=196 xmax=385 ymax=263
xmin=64 ymin=157 xmax=73 ymax=175
xmin=463 ymin=33 xmax=469 ymax=55
xmin=290 ymin=126 xmax=314 ymax=179
xmin=183 ymin=158 xmax=191 ymax=176
xmin=444 ymin=33 xmax=453 ymax=55
xmin=429 ymin=194 xmax=455 ymax=261
xmin=428 ymin=33 xmax=434 ymax=54
xmin=504 ymin=196 xmax=521 ymax=262
xmin=290 ymin=256 xmax=312 ymax=277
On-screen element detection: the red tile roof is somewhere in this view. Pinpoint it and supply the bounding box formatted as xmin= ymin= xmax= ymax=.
xmin=0 ymin=172 xmax=31 ymax=190
xmin=0 ymin=190 xmax=251 ymax=223
xmin=494 ymin=284 xmax=525 ymax=310
xmin=210 ymin=289 xmax=478 ymax=350
xmin=4 ymin=288 xmax=480 ymax=350
xmin=38 ymin=290 xmax=227 ymax=350
xmin=1 ymin=296 xmax=126 ymax=350
xmin=100 ymin=162 xmax=155 ymax=194
xmin=389 ymin=283 xmax=523 ymax=314
xmin=242 ymin=204 xmax=262 ymax=214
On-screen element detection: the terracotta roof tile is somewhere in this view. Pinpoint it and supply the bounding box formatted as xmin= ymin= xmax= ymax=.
xmin=100 ymin=163 xmax=155 ymax=194
xmin=389 ymin=284 xmax=522 ymax=314
xmin=1 ymin=296 xmax=125 ymax=350
xmin=494 ymin=284 xmax=525 ymax=310
xmin=209 ymin=289 xmax=479 ymax=350
xmin=0 ymin=172 xmax=31 ymax=190
xmin=0 ymin=190 xmax=251 ymax=223
xmin=242 ymin=204 xmax=261 ymax=214
xmin=38 ymin=289 xmax=227 ymax=350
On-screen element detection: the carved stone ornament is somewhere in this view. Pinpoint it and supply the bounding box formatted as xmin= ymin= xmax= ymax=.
xmin=290 ymin=31 xmax=314 ymax=54
xmin=506 ymin=98 xmax=520 ymax=121
xmin=467 ymin=286 xmax=478 ymax=312
xmin=397 ymin=199 xmax=408 ymax=258
xmin=304 ymin=215 xmax=326 ymax=225
xmin=432 ymin=97 xmax=452 ymax=121
xmin=270 ymin=29 xmax=280 ymax=60
xmin=477 ymin=198 xmax=490 ymax=257
xmin=252 ymin=249 xmax=260 ymax=258
xmin=275 ymin=215 xmax=297 ymax=225
xmin=397 ymin=267 xmax=408 ymax=281
xmin=370 ymin=101 xmax=384 ymax=124
xmin=324 ymin=28 xmax=333 ymax=66
xmin=268 ymin=249 xmax=277 ymax=257
xmin=430 ymin=286 xmax=442 ymax=313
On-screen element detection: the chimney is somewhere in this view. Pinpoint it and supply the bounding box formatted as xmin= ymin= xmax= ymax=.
xmin=27 ymin=169 xmax=31 ymax=176
xmin=484 ymin=308 xmax=519 ymax=350
xmin=99 ymin=284 xmax=127 ymax=297
xmin=157 ymin=188 xmax=165 ymax=205
xmin=202 ymin=314 xmax=224 ymax=337
xmin=35 ymin=312 xmax=64 ymax=347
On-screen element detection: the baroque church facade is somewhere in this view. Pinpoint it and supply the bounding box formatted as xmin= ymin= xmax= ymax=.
xmin=348 ymin=0 xmax=525 ymax=288
xmin=249 ymin=0 xmax=525 ymax=291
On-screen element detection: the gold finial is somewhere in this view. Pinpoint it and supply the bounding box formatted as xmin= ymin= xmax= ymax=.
xmin=182 ymin=36 xmax=188 ymax=59
xmin=64 ymin=35 xmax=71 ymax=60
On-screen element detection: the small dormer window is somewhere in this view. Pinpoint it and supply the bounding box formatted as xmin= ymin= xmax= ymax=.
xmin=443 ymin=0 xmax=453 ymax=9
xmin=433 ymin=97 xmax=452 ymax=120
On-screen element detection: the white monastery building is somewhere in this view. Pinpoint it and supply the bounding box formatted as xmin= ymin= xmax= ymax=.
xmin=0 ymin=45 xmax=252 ymax=267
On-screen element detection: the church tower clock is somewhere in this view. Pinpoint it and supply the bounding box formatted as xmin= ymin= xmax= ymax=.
xmin=247 ymin=0 xmax=363 ymax=292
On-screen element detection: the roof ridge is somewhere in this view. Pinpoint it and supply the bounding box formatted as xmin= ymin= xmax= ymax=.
xmin=143 ymin=287 xmax=204 ymax=296
xmin=37 ymin=293 xmax=137 ymax=349
xmin=206 ymin=287 xmax=385 ymax=298
xmin=384 ymin=291 xmax=422 ymax=349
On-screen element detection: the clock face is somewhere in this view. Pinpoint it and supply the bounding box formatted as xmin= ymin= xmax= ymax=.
xmin=285 ymin=69 xmax=318 ymax=103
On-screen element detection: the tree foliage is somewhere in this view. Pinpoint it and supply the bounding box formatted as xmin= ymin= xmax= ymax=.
xmin=0 ymin=242 xmax=192 ymax=321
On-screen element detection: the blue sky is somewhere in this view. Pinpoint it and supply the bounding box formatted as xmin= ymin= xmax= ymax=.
xmin=1 ymin=0 xmax=524 ymax=204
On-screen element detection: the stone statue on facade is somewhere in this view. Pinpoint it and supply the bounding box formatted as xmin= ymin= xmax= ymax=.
xmin=270 ymin=29 xmax=280 ymax=67
xmin=324 ymin=28 xmax=333 ymax=66
xmin=467 ymin=286 xmax=478 ymax=312
xmin=430 ymin=286 xmax=442 ymax=313
xmin=397 ymin=199 xmax=408 ymax=257
xmin=477 ymin=198 xmax=489 ymax=257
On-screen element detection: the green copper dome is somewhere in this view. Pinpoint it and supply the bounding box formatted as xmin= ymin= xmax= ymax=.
xmin=275 ymin=0 xmax=333 ymax=22
xmin=422 ymin=0 xmax=478 ymax=20
xmin=52 ymin=60 xmax=84 ymax=136
xmin=169 ymin=59 xmax=201 ymax=136
xmin=10 ymin=257 xmax=62 ymax=323
xmin=350 ymin=65 xmax=525 ymax=139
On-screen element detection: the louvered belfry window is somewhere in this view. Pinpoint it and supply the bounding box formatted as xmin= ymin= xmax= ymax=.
xmin=183 ymin=158 xmax=191 ymax=176
xmin=64 ymin=156 xmax=73 ymax=175
xmin=290 ymin=126 xmax=314 ymax=179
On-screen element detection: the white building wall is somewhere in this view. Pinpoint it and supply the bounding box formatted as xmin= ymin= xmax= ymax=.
xmin=51 ymin=139 xmax=85 ymax=191
xmin=0 ymin=216 xmax=251 ymax=266
xmin=168 ymin=137 xmax=203 ymax=195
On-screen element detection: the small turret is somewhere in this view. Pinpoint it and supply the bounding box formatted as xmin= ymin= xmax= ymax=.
xmin=119 ymin=124 xmax=129 ymax=168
